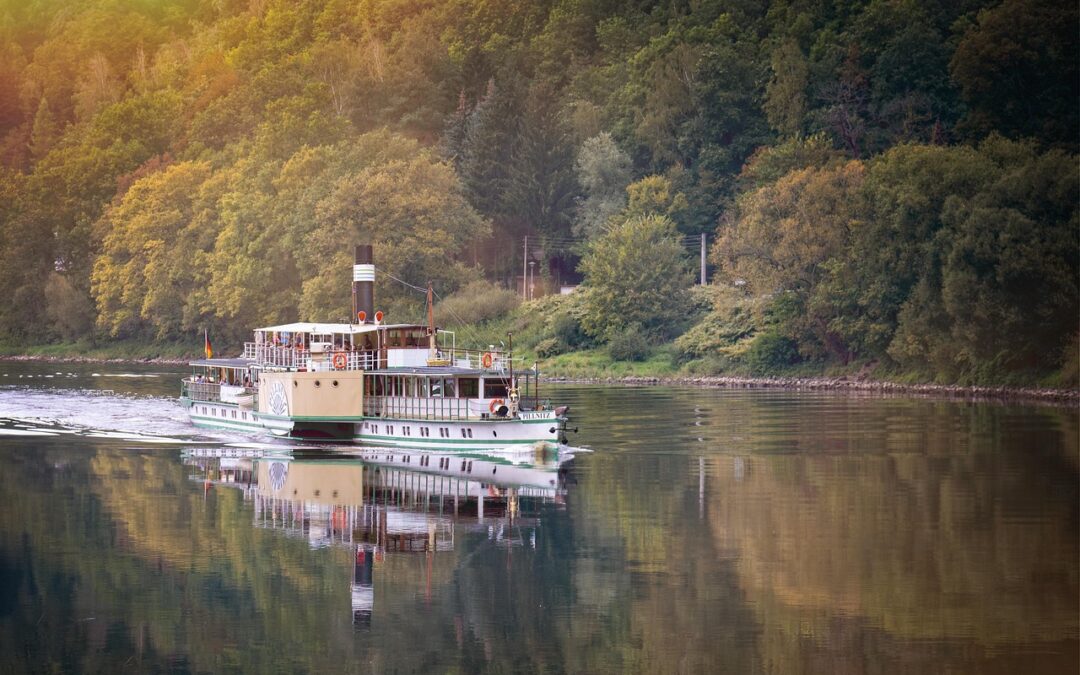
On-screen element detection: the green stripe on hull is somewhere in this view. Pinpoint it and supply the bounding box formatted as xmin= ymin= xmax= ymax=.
xmin=189 ymin=415 xmax=262 ymax=433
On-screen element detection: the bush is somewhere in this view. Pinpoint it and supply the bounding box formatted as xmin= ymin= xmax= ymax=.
xmin=608 ymin=325 xmax=651 ymax=362
xmin=535 ymin=337 xmax=564 ymax=358
xmin=550 ymin=312 xmax=589 ymax=348
xmin=745 ymin=332 xmax=800 ymax=374
xmin=435 ymin=280 xmax=521 ymax=326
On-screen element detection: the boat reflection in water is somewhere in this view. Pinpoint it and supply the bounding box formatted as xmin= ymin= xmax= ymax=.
xmin=182 ymin=445 xmax=575 ymax=627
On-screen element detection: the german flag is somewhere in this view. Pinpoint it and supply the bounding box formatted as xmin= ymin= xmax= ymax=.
xmin=204 ymin=329 xmax=213 ymax=359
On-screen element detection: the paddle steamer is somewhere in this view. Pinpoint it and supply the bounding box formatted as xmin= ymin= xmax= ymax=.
xmin=180 ymin=245 xmax=568 ymax=449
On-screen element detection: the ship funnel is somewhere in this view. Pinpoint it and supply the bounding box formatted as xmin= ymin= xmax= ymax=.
xmin=352 ymin=245 xmax=374 ymax=323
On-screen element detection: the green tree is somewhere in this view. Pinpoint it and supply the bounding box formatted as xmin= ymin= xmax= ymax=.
xmin=828 ymin=143 xmax=996 ymax=358
xmin=950 ymin=0 xmax=1079 ymax=148
xmin=889 ymin=142 xmax=1078 ymax=377
xmin=580 ymin=213 xmax=691 ymax=340
xmin=302 ymin=140 xmax=489 ymax=322
xmin=0 ymin=169 xmax=53 ymax=338
xmin=573 ymin=132 xmax=632 ymax=239
xmin=28 ymin=96 xmax=58 ymax=162
xmin=764 ymin=39 xmax=808 ymax=137
xmin=92 ymin=161 xmax=213 ymax=338
xmin=715 ymin=160 xmax=866 ymax=359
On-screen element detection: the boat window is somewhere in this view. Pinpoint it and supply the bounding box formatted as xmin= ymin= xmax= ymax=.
xmin=457 ymin=378 xmax=479 ymax=398
xmin=430 ymin=378 xmax=442 ymax=397
xmin=443 ymin=378 xmax=456 ymax=398
xmin=484 ymin=380 xmax=509 ymax=398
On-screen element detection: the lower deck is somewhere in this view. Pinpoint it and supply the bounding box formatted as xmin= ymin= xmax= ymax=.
xmin=183 ymin=398 xmax=565 ymax=449
xmin=183 ymin=398 xmax=262 ymax=432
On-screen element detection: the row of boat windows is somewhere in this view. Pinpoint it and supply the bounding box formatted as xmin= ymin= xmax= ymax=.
xmin=362 ymin=421 xmax=474 ymax=439
xmin=199 ymin=406 xmax=251 ymax=422
xmin=196 ymin=407 xmax=483 ymax=439
xmin=377 ymin=453 xmax=482 ymax=474
xmin=365 ymin=375 xmax=508 ymax=399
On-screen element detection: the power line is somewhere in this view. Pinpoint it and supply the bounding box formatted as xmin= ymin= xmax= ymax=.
xmin=378 ymin=270 xmax=428 ymax=294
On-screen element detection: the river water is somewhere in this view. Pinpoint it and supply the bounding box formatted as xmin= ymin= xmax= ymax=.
xmin=0 ymin=360 xmax=1076 ymax=674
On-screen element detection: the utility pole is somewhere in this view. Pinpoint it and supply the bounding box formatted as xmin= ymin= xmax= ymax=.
xmin=522 ymin=235 xmax=528 ymax=299
xmin=700 ymin=232 xmax=707 ymax=285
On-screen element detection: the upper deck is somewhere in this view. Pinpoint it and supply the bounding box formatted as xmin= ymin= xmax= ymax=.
xmin=241 ymin=321 xmax=511 ymax=373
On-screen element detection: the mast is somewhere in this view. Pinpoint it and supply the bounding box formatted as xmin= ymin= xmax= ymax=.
xmin=507 ymin=331 xmax=513 ymax=383
xmin=507 ymin=331 xmax=519 ymax=414
xmin=427 ymin=281 xmax=436 ymax=357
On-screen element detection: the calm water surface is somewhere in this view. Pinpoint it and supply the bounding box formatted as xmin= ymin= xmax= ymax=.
xmin=0 ymin=361 xmax=1076 ymax=674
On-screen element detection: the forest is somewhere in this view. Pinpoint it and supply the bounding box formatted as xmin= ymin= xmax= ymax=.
xmin=0 ymin=0 xmax=1076 ymax=384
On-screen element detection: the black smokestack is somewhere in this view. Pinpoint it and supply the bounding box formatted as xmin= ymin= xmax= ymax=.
xmin=352 ymin=244 xmax=374 ymax=323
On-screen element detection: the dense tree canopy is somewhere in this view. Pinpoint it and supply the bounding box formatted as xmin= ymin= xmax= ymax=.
xmin=0 ymin=0 xmax=1074 ymax=382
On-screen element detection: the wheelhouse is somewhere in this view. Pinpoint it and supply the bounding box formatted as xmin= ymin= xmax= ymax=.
xmin=361 ymin=368 xmax=540 ymax=421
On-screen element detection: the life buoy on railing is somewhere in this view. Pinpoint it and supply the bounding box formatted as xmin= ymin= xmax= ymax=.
xmin=481 ymin=352 xmax=494 ymax=369
xmin=489 ymin=398 xmax=505 ymax=414
xmin=332 ymin=352 xmax=347 ymax=370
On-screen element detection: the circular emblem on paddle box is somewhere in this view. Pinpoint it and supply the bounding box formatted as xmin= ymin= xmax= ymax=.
xmin=268 ymin=380 xmax=289 ymax=416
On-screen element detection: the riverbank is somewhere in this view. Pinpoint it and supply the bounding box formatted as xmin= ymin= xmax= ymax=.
xmin=0 ymin=353 xmax=191 ymax=365
xmin=3 ymin=352 xmax=1076 ymax=406
xmin=547 ymin=374 xmax=1080 ymax=405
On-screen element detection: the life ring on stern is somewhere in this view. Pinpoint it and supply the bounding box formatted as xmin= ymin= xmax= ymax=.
xmin=332 ymin=352 xmax=347 ymax=370
xmin=489 ymin=398 xmax=505 ymax=414
xmin=481 ymin=352 xmax=494 ymax=368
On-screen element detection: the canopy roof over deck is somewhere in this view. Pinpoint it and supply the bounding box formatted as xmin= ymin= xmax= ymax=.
xmin=254 ymin=322 xmax=421 ymax=335
xmin=366 ymin=366 xmax=490 ymax=376
xmin=190 ymin=358 xmax=255 ymax=368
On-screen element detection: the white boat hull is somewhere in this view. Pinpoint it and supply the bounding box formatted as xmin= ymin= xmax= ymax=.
xmin=183 ymin=398 xmax=565 ymax=450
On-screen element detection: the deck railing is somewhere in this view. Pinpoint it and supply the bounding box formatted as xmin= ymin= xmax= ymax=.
xmin=183 ymin=380 xmax=221 ymax=402
xmin=242 ymin=342 xmax=518 ymax=372
xmin=363 ymin=395 xmax=475 ymax=420
xmin=182 ymin=380 xmax=256 ymax=406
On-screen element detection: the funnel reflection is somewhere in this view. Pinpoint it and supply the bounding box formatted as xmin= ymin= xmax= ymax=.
xmin=183 ymin=446 xmax=573 ymax=626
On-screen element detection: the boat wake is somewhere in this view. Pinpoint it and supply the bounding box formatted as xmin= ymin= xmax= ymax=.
xmin=0 ymin=388 xmax=260 ymax=447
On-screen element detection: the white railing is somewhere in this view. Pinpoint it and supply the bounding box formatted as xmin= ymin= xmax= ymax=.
xmin=363 ymin=396 xmax=474 ymax=420
xmin=183 ymin=380 xmax=257 ymax=404
xmin=242 ymin=342 xmax=521 ymax=373
xmin=243 ymin=343 xmax=377 ymax=371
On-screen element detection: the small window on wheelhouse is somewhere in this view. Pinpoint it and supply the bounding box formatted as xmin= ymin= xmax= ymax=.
xmin=484 ymin=380 xmax=508 ymax=398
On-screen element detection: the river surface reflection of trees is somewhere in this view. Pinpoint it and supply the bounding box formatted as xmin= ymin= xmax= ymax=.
xmin=0 ymin=387 xmax=1076 ymax=674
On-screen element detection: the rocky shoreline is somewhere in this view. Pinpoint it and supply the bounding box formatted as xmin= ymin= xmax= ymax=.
xmin=4 ymin=354 xmax=1075 ymax=406
xmin=546 ymin=374 xmax=1080 ymax=405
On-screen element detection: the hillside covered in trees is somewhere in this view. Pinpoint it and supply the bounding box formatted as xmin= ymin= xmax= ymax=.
xmin=0 ymin=0 xmax=1076 ymax=384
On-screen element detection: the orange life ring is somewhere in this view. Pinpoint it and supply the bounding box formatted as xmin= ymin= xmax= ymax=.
xmin=489 ymin=398 xmax=505 ymax=413
xmin=332 ymin=352 xmax=347 ymax=370
xmin=481 ymin=352 xmax=494 ymax=368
